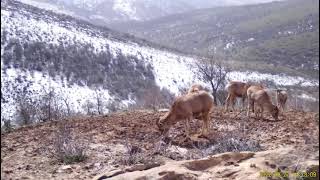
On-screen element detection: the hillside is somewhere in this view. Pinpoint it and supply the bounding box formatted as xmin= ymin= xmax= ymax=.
xmin=1 ymin=109 xmax=319 ymax=179
xmin=1 ymin=0 xmax=319 ymax=125
xmin=114 ymin=0 xmax=319 ymax=79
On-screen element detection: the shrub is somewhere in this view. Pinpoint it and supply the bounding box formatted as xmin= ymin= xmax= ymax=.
xmin=52 ymin=123 xmax=87 ymax=164
xmin=1 ymin=119 xmax=14 ymax=133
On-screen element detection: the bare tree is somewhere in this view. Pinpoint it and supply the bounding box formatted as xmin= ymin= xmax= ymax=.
xmin=194 ymin=55 xmax=230 ymax=105
xmin=139 ymin=86 xmax=173 ymax=111
xmin=94 ymin=89 xmax=104 ymax=115
xmin=62 ymin=96 xmax=71 ymax=116
xmin=37 ymin=85 xmax=63 ymax=122
xmin=82 ymin=100 xmax=95 ymax=116
xmin=16 ymin=97 xmax=36 ymax=126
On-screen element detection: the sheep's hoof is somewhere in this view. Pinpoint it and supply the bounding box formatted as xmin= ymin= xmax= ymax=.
xmin=198 ymin=134 xmax=208 ymax=138
xmin=178 ymin=137 xmax=190 ymax=144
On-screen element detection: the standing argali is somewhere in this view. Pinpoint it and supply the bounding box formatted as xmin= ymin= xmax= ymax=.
xmin=276 ymin=89 xmax=288 ymax=113
xmin=225 ymin=81 xmax=261 ymax=112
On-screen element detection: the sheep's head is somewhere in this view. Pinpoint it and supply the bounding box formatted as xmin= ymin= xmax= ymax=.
xmin=157 ymin=113 xmax=172 ymax=134
xmin=271 ymin=106 xmax=279 ymax=120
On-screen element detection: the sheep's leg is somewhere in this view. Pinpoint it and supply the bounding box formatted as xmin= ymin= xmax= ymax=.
xmin=224 ymin=94 xmax=231 ymax=112
xmin=254 ymin=104 xmax=258 ymax=117
xmin=246 ymin=102 xmax=250 ymax=117
xmin=282 ymin=102 xmax=286 ymax=113
xmin=200 ymin=112 xmax=210 ymax=137
xmin=204 ymin=112 xmax=210 ymax=136
xmin=241 ymin=96 xmax=246 ymax=111
xmin=255 ymin=105 xmax=262 ymax=118
xmin=260 ymin=106 xmax=264 ymax=119
xmin=184 ymin=117 xmax=191 ymax=138
xmin=200 ymin=121 xmax=206 ymax=136
xmin=231 ymin=96 xmax=236 ymax=112
xmin=247 ymin=98 xmax=253 ymax=117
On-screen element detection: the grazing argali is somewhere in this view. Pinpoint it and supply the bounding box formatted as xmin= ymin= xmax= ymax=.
xmin=225 ymin=81 xmax=263 ymax=112
xmin=247 ymin=86 xmax=279 ymax=120
xmin=276 ymin=89 xmax=288 ymax=113
xmin=157 ymin=91 xmax=214 ymax=137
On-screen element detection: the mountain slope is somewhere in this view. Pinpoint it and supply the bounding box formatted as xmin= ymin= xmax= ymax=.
xmin=1 ymin=0 xmax=318 ymax=124
xmin=114 ymin=0 xmax=319 ymax=79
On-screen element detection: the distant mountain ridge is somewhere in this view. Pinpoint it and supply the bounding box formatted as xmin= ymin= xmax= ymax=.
xmin=15 ymin=0 xmax=283 ymax=25
xmin=113 ymin=0 xmax=319 ymax=79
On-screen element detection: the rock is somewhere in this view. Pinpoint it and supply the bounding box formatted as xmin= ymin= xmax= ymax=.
xmin=21 ymin=176 xmax=31 ymax=179
xmin=57 ymin=165 xmax=73 ymax=173
xmin=126 ymin=162 xmax=161 ymax=172
xmin=269 ymin=163 xmax=277 ymax=169
xmin=94 ymin=163 xmax=101 ymax=169
xmin=278 ymin=165 xmax=287 ymax=170
xmin=99 ymin=169 xmax=125 ymax=179
xmin=4 ymin=170 xmax=13 ymax=174
xmin=126 ymin=164 xmax=147 ymax=172
xmin=158 ymin=171 xmax=198 ymax=179
xmin=184 ymin=152 xmax=254 ymax=171
xmin=25 ymin=165 xmax=31 ymax=170
xmin=84 ymin=163 xmax=94 ymax=170
xmin=250 ymin=163 xmax=256 ymax=168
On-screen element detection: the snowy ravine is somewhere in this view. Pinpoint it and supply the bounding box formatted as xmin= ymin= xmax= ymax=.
xmin=1 ymin=0 xmax=318 ymax=123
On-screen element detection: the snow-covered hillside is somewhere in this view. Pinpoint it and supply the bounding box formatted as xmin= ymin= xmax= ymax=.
xmin=1 ymin=0 xmax=318 ymax=123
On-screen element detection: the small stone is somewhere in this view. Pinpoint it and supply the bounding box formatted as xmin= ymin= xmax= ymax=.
xmin=84 ymin=164 xmax=94 ymax=170
xmin=57 ymin=165 xmax=73 ymax=173
xmin=4 ymin=170 xmax=13 ymax=174
xmin=250 ymin=163 xmax=256 ymax=168
xmin=126 ymin=164 xmax=147 ymax=172
xmin=269 ymin=163 xmax=277 ymax=169
xmin=21 ymin=176 xmax=30 ymax=179
xmin=94 ymin=163 xmax=101 ymax=168
xmin=25 ymin=165 xmax=31 ymax=170
xmin=279 ymin=165 xmax=287 ymax=170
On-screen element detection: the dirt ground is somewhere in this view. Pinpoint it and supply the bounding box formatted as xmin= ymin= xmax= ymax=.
xmin=1 ymin=108 xmax=319 ymax=179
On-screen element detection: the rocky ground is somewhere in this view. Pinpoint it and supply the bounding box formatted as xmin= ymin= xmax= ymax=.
xmin=1 ymin=108 xmax=319 ymax=180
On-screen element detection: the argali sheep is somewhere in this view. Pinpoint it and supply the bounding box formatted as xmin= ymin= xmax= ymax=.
xmin=157 ymin=91 xmax=214 ymax=137
xmin=188 ymin=84 xmax=205 ymax=94
xmin=276 ymin=89 xmax=288 ymax=113
xmin=247 ymin=86 xmax=279 ymax=120
xmin=225 ymin=81 xmax=264 ymax=112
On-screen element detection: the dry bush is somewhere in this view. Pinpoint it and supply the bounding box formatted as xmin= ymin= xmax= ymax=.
xmin=185 ymin=124 xmax=262 ymax=159
xmin=205 ymin=131 xmax=262 ymax=154
xmin=150 ymin=136 xmax=185 ymax=161
xmin=106 ymin=99 xmax=121 ymax=113
xmin=134 ymin=86 xmax=174 ymax=111
xmin=16 ymin=98 xmax=37 ymax=126
xmin=1 ymin=119 xmax=14 ymax=133
xmin=52 ymin=123 xmax=87 ymax=164
xmin=118 ymin=140 xmax=149 ymax=166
